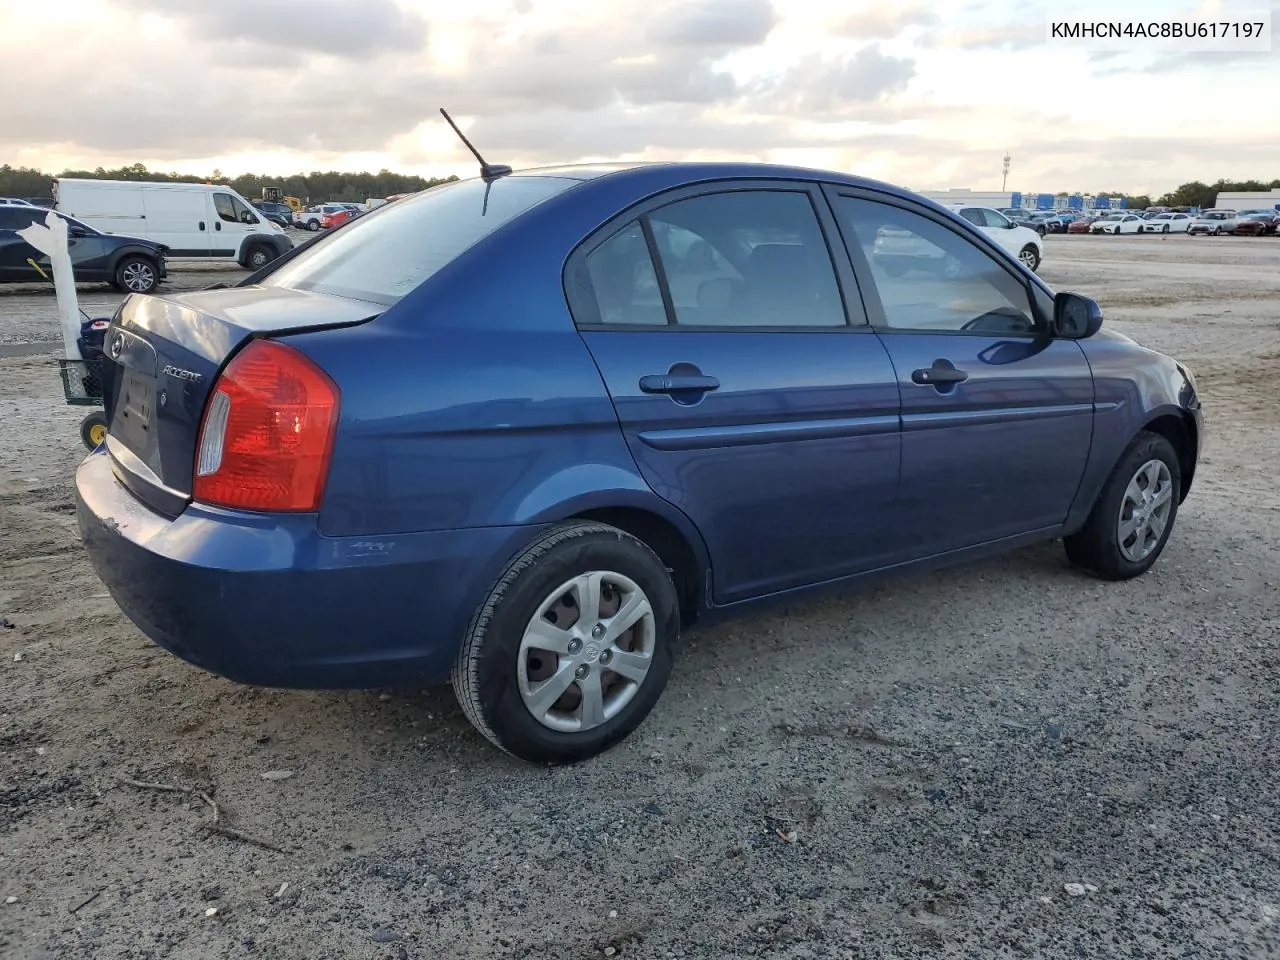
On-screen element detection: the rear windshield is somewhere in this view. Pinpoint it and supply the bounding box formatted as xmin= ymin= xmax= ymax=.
xmin=263 ymin=176 xmax=578 ymax=305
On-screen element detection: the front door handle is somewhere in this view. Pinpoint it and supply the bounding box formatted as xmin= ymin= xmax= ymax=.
xmin=639 ymin=373 xmax=720 ymax=394
xmin=215 ymin=222 xmax=222 ymax=231
xmin=911 ymin=361 xmax=968 ymax=386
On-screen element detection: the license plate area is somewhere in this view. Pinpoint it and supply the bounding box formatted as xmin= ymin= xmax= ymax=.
xmin=114 ymin=371 xmax=156 ymax=451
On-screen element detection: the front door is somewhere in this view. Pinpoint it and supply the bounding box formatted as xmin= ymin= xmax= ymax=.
xmin=827 ymin=190 xmax=1094 ymax=559
xmin=569 ymin=183 xmax=902 ymax=604
xmin=211 ymin=191 xmax=256 ymax=258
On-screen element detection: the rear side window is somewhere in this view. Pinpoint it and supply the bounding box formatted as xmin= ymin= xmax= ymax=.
xmin=583 ymin=189 xmax=849 ymax=328
xmin=264 ymin=177 xmax=577 ymax=306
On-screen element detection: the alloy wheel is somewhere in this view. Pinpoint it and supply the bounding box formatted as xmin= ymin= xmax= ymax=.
xmin=122 ymin=262 xmax=155 ymax=292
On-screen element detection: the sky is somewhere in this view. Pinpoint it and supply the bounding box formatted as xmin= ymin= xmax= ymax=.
xmin=1 ymin=0 xmax=1276 ymax=196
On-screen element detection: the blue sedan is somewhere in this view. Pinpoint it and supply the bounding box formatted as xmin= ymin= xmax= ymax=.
xmin=76 ymin=162 xmax=1203 ymax=763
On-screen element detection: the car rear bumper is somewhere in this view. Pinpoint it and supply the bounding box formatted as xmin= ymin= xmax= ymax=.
xmin=75 ymin=448 xmax=546 ymax=689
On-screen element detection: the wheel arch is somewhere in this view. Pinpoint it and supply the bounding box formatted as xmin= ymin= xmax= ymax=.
xmin=1140 ymin=410 xmax=1198 ymax=502
xmin=515 ymin=482 xmax=711 ymax=627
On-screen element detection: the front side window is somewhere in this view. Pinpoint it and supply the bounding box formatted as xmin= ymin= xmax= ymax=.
xmin=213 ymin=193 xmax=238 ymax=223
xmin=978 ymin=208 xmax=1012 ymax=228
xmin=837 ymin=196 xmax=1038 ymax=336
xmin=264 ymin=176 xmax=577 ymax=306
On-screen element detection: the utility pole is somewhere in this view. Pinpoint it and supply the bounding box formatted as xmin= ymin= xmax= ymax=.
xmin=1002 ymin=152 xmax=1011 ymax=192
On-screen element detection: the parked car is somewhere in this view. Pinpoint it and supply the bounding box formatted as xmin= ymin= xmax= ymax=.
xmin=53 ymin=178 xmax=290 ymax=269
xmin=942 ymin=204 xmax=1043 ymax=270
xmin=295 ymin=203 xmax=352 ymax=231
xmin=1090 ymin=214 xmax=1145 ymax=235
xmin=0 ymin=197 xmax=36 ymax=206
xmin=1187 ymin=210 xmax=1239 ymax=236
xmin=996 ymin=208 xmax=1047 ymax=236
xmin=321 ymin=207 xmax=359 ymax=229
xmin=0 ymin=206 xmax=167 ymax=292
xmin=1140 ymin=213 xmax=1194 ymax=234
xmin=251 ymin=200 xmax=296 ymax=230
xmin=75 ymin=162 xmax=1202 ymax=764
xmin=1233 ymin=212 xmax=1279 ymax=236
xmin=1067 ymin=216 xmax=1099 ymax=234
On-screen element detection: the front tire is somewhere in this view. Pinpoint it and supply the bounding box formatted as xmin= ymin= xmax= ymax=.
xmin=452 ymin=521 xmax=680 ymax=764
xmin=1018 ymin=245 xmax=1040 ymax=271
xmin=245 ymin=243 xmax=275 ymax=270
xmin=1064 ymin=432 xmax=1181 ymax=581
xmin=79 ymin=411 xmax=108 ymax=450
xmin=113 ymin=256 xmax=159 ymax=294
xmin=306 ymin=219 xmax=320 ymax=232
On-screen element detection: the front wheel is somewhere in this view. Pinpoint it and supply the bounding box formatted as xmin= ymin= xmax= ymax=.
xmin=113 ymin=256 xmax=159 ymax=294
xmin=306 ymin=219 xmax=320 ymax=232
xmin=452 ymin=521 xmax=680 ymax=764
xmin=1064 ymin=432 xmax=1181 ymax=581
xmin=1018 ymin=245 xmax=1040 ymax=271
xmin=245 ymin=243 xmax=275 ymax=270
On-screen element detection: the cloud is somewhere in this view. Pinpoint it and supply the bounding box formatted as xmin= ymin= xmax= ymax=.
xmin=647 ymin=0 xmax=778 ymax=47
xmin=836 ymin=5 xmax=937 ymax=38
xmin=919 ymin=22 xmax=1044 ymax=51
xmin=120 ymin=0 xmax=429 ymax=56
xmin=746 ymin=45 xmax=917 ymax=118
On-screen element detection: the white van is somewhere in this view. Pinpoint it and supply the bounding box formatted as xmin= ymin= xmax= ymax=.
xmin=52 ymin=178 xmax=293 ymax=269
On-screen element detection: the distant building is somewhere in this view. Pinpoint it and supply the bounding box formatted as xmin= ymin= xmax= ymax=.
xmin=915 ymin=189 xmax=1115 ymax=211
xmin=1214 ymin=188 xmax=1280 ymax=211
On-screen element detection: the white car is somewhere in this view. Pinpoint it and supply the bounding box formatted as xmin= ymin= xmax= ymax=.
xmin=1140 ymin=213 xmax=1193 ymax=234
xmin=0 ymin=197 xmax=36 ymax=206
xmin=944 ymin=204 xmax=1044 ymax=271
xmin=1187 ymin=209 xmax=1239 ymax=236
xmin=1089 ymin=214 xmax=1145 ymax=235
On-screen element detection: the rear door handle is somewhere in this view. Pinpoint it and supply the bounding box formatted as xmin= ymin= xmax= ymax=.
xmin=911 ymin=363 xmax=968 ymax=386
xmin=639 ymin=374 xmax=720 ymax=394
xmin=198 ymin=221 xmax=205 ymax=231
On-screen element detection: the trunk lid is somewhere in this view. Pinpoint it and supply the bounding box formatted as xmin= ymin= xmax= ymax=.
xmin=103 ymin=285 xmax=377 ymax=516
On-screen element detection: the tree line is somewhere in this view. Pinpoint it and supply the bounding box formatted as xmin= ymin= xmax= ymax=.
xmin=0 ymin=162 xmax=458 ymax=204
xmin=3 ymin=162 xmax=1276 ymax=211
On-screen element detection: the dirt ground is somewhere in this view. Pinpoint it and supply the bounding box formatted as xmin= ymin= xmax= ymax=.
xmin=1 ymin=236 xmax=1278 ymax=960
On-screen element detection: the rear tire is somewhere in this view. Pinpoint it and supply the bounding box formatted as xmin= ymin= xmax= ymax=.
xmin=452 ymin=521 xmax=680 ymax=764
xmin=1064 ymin=431 xmax=1181 ymax=581
xmin=306 ymin=219 xmax=320 ymax=232
xmin=113 ymin=256 xmax=158 ymax=294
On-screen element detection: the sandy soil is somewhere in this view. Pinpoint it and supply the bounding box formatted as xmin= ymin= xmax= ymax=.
xmin=1 ymin=235 xmax=1278 ymax=959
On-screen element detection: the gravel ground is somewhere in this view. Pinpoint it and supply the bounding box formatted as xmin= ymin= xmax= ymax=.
xmin=1 ymin=235 xmax=1278 ymax=960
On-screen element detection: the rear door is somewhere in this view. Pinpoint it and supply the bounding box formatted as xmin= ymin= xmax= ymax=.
xmin=0 ymin=207 xmax=39 ymax=279
xmin=826 ymin=188 xmax=1094 ymax=559
xmin=567 ymin=181 xmax=902 ymax=604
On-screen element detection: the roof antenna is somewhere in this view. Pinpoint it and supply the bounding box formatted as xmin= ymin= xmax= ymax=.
xmin=439 ymin=108 xmax=511 ymax=181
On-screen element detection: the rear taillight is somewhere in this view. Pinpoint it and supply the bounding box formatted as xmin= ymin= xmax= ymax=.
xmin=193 ymin=339 xmax=339 ymax=512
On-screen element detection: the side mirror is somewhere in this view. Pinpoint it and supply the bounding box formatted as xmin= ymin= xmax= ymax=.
xmin=1054 ymin=292 xmax=1103 ymax=339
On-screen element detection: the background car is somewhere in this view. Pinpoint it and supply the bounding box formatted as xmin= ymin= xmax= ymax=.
xmin=944 ymin=204 xmax=1043 ymax=269
xmin=1141 ymin=213 xmax=1194 ymax=234
xmin=1067 ymin=216 xmax=1099 ymax=234
xmin=1188 ymin=210 xmax=1239 ymax=235
xmin=0 ymin=206 xmax=167 ymax=292
xmin=1090 ymin=214 xmax=1145 ymax=235
xmin=250 ymin=200 xmax=296 ymax=229
xmin=1233 ymin=213 xmax=1279 ymax=236
xmin=295 ymin=203 xmax=352 ymax=231
xmin=321 ymin=207 xmax=358 ymax=229
xmin=0 ymin=197 xmax=36 ymax=206
xmin=76 ymin=162 xmax=1201 ymax=765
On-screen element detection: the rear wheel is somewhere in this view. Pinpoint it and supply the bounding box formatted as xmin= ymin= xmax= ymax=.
xmin=452 ymin=521 xmax=680 ymax=764
xmin=1064 ymin=432 xmax=1181 ymax=581
xmin=113 ymin=256 xmax=158 ymax=294
xmin=306 ymin=219 xmax=320 ymax=232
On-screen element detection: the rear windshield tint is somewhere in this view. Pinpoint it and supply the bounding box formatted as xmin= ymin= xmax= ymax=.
xmin=262 ymin=176 xmax=579 ymax=306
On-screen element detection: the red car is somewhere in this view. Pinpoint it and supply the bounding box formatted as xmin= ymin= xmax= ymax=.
xmin=321 ymin=207 xmax=358 ymax=229
xmin=1233 ymin=213 xmax=1279 ymax=236
xmin=1067 ymin=216 xmax=1098 ymax=234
